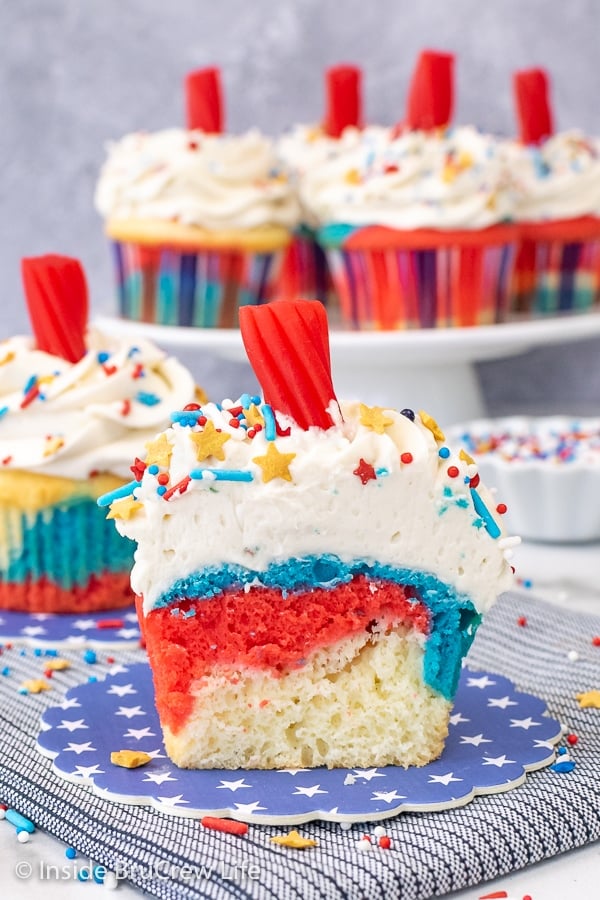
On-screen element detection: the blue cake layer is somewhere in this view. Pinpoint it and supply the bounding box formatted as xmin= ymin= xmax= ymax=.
xmin=3 ymin=498 xmax=134 ymax=590
xmin=153 ymin=555 xmax=481 ymax=701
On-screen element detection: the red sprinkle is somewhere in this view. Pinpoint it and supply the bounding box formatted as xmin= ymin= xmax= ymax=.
xmin=103 ymin=364 xmax=117 ymax=376
xmin=517 ymin=616 xmax=527 ymax=627
xmin=384 ymin=163 xmax=399 ymax=174
xmin=447 ymin=465 xmax=459 ymax=478
xmin=362 ymin=834 xmax=372 ymax=843
xmin=106 ymin=657 xmax=115 ymax=664
xmin=378 ymin=835 xmax=391 ymax=849
xmin=187 ymin=140 xmax=199 ymax=151
xmin=496 ymin=503 xmax=508 ymax=515
xmin=44 ymin=669 xmax=53 ymax=679
xmin=469 ymin=473 xmax=480 ymax=489
xmin=198 ymin=416 xmax=207 ymax=426
xmin=592 ymin=636 xmax=600 ymax=647
xmin=254 ymin=423 xmax=263 ymax=432
xmin=131 ymin=457 xmax=147 ymax=481
xmin=2 ymin=456 xmax=12 ymax=466
xmin=479 ymin=893 xmax=508 ymax=899
xmin=97 ymin=619 xmax=125 ymax=630
xmin=229 ymin=418 xmax=240 ymax=429
xmin=353 ymin=458 xmax=377 ymax=485
xmin=157 ymin=473 xmax=170 ymax=486
xmin=132 ymin=363 xmax=144 ymax=379
xmin=184 ymin=403 xmax=201 ymax=411
xmin=228 ymin=406 xmax=243 ymax=416
xmin=20 ymin=383 xmax=40 ymax=409
xmin=566 ymin=734 xmax=578 ymax=746
xmin=200 ymin=816 xmax=248 ymax=836
xmin=400 ymin=452 xmax=413 ymax=464
xmin=121 ymin=399 xmax=131 ymax=417
xmin=162 ymin=476 xmax=191 ymax=501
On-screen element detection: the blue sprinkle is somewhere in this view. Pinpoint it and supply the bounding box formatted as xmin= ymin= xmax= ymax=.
xmin=127 ymin=346 xmax=140 ymax=358
xmin=438 ymin=447 xmax=450 ymax=459
xmin=97 ymin=479 xmax=139 ymax=508
xmin=470 ymin=488 xmax=501 ymax=539
xmin=87 ymin=676 xmax=98 ymax=683
xmin=522 ymin=578 xmax=533 ymax=589
xmin=65 ymin=847 xmax=77 ymax=860
xmin=157 ymin=486 xmax=167 ymax=496
xmin=261 ymin=404 xmax=277 ymax=441
xmin=20 ymin=649 xmax=26 ymax=656
xmin=1 ymin=666 xmax=9 ymax=676
xmin=0 ymin=406 xmax=8 ymax=419
xmin=92 ymin=865 xmax=105 ymax=885
xmin=375 ymin=467 xmax=389 ymax=477
xmin=464 ymin=476 xmax=470 ymax=484
xmin=251 ymin=395 xmax=261 ymax=406
xmin=45 ymin=649 xmax=58 ymax=657
xmin=83 ymin=649 xmax=97 ymax=665
xmin=23 ymin=375 xmax=37 ymax=394
xmin=183 ymin=608 xmax=196 ymax=618
xmin=557 ymin=746 xmax=567 ymax=755
xmin=170 ymin=608 xmax=180 ymax=616
xmin=136 ymin=392 xmax=161 ymax=407
xmin=18 ymin=687 xmax=28 ymax=695
xmin=240 ymin=393 xmax=252 ymax=409
xmin=148 ymin=464 xmax=159 ymax=475
xmin=97 ymin=351 xmax=110 ymax=364
xmin=551 ymin=759 xmax=575 ymax=773
xmin=34 ymin=648 xmax=43 ymax=657
xmin=190 ymin=468 xmax=254 ymax=482
xmin=171 ymin=411 xmax=199 ymax=427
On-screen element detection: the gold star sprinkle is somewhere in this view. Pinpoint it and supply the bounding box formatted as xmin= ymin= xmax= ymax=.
xmin=271 ymin=830 xmax=317 ymax=849
xmin=252 ymin=442 xmax=296 ymax=483
xmin=244 ymin=404 xmax=265 ymax=428
xmin=459 ymin=448 xmax=475 ymax=466
xmin=21 ymin=679 xmax=51 ymax=694
xmin=359 ymin=404 xmax=394 ymax=434
xmin=345 ymin=168 xmax=361 ymax=185
xmin=575 ymin=689 xmax=600 ymax=709
xmin=145 ymin=433 xmax=173 ymax=468
xmin=190 ymin=420 xmax=231 ymax=462
xmin=44 ymin=658 xmax=71 ymax=671
xmin=110 ymin=749 xmax=152 ymax=769
xmin=42 ymin=436 xmax=64 ymax=457
xmin=418 ymin=410 xmax=445 ymax=442
xmin=0 ymin=351 xmax=15 ymax=366
xmin=107 ymin=497 xmax=143 ymax=521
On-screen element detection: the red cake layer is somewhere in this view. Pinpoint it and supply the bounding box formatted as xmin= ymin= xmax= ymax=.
xmin=142 ymin=576 xmax=429 ymax=733
xmin=0 ymin=572 xmax=134 ymax=613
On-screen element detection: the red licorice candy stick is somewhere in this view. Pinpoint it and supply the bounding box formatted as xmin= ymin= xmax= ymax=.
xmin=239 ymin=300 xmax=340 ymax=431
xmin=405 ymin=49 xmax=454 ymax=131
xmin=200 ymin=816 xmax=248 ymax=835
xmin=21 ymin=255 xmax=88 ymax=363
xmin=323 ymin=64 xmax=363 ymax=138
xmin=185 ymin=66 xmax=223 ymax=133
xmin=513 ymin=67 xmax=554 ymax=145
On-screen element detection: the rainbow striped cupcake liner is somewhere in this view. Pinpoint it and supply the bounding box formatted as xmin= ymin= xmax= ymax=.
xmin=0 ymin=498 xmax=134 ymax=609
xmin=323 ymin=242 xmax=515 ymax=330
xmin=512 ymin=236 xmax=600 ymax=315
xmin=278 ymin=228 xmax=334 ymax=307
xmin=111 ymin=241 xmax=284 ymax=327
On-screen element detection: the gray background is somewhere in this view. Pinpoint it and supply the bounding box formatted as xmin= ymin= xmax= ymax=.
xmin=2 ymin=0 xmax=600 ymax=409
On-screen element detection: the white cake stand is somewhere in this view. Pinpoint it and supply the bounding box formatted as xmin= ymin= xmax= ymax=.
xmin=95 ymin=312 xmax=600 ymax=424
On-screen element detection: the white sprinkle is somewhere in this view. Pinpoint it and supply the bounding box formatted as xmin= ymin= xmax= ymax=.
xmin=17 ymin=830 xmax=30 ymax=843
xmin=339 ymin=821 xmax=353 ymax=831
xmin=104 ymin=871 xmax=119 ymax=890
xmin=356 ymin=838 xmax=372 ymax=852
xmin=567 ymin=650 xmax=580 ymax=662
xmin=498 ymin=536 xmax=521 ymax=549
xmin=373 ymin=825 xmax=387 ymax=837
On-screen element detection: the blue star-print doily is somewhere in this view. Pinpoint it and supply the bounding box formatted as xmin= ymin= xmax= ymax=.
xmin=36 ymin=663 xmax=562 ymax=825
xmin=0 ymin=607 xmax=141 ymax=648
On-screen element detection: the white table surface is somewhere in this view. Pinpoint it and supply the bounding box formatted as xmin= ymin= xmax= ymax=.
xmin=1 ymin=539 xmax=598 ymax=899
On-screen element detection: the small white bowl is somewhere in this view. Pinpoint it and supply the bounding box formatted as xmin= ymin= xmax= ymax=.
xmin=448 ymin=416 xmax=600 ymax=543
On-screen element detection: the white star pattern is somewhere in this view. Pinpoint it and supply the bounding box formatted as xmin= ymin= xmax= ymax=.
xmin=72 ymin=620 xmax=96 ymax=631
xmin=233 ymin=801 xmax=267 ymax=814
xmin=115 ymin=706 xmax=146 ymax=719
xmin=276 ymin=769 xmax=310 ymax=775
xmin=428 ymin=772 xmax=463 ymax=785
xmin=117 ymin=628 xmax=140 ymax=639
xmin=344 ymin=774 xmax=356 ymax=785
xmin=371 ymin=790 xmax=406 ymax=804
xmin=482 ymin=754 xmax=516 ymax=768
xmin=510 ymin=717 xmax=540 ymax=730
xmin=488 ymin=696 xmax=518 ymax=709
xmin=459 ymin=733 xmax=492 ymax=747
xmin=124 ymin=612 xmax=139 ymax=623
xmin=449 ymin=712 xmax=470 ymax=726
xmin=57 ymin=719 xmax=88 ymax=732
xmin=20 ymin=625 xmax=46 ymax=636
xmin=157 ymin=794 xmax=189 ymax=807
xmin=216 ymin=779 xmax=252 ymax=792
xmin=58 ymin=697 xmax=81 ymax=710
xmin=124 ymin=727 xmax=156 ymax=740
xmin=352 ymin=768 xmax=385 ymax=781
xmin=108 ymin=665 xmax=129 ymax=676
xmin=144 ymin=749 xmax=166 ymax=760
xmin=73 ymin=764 xmax=104 ymax=779
xmin=533 ymin=739 xmax=557 ymax=750
xmin=63 ymin=742 xmax=96 ymax=755
xmin=31 ymin=613 xmax=52 ymax=621
xmin=107 ymin=684 xmax=137 ymax=698
xmin=292 ymin=784 xmax=327 ymax=798
xmin=467 ymin=675 xmax=497 ymax=689
xmin=143 ymin=771 xmax=178 ymax=785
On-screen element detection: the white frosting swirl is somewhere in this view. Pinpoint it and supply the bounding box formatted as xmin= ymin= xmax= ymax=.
xmin=113 ymin=400 xmax=515 ymax=615
xmin=0 ymin=328 xmax=196 ymax=480
xmin=95 ymin=128 xmax=300 ymax=231
xmin=301 ymin=125 xmax=515 ymax=230
xmin=504 ymin=130 xmax=600 ymax=222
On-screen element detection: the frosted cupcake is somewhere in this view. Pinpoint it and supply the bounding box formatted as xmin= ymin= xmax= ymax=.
xmin=0 ymin=255 xmax=196 ymax=613
xmin=95 ymin=68 xmax=300 ymax=328
xmin=103 ymin=300 xmax=515 ymax=770
xmin=305 ymin=51 xmax=517 ymax=330
xmin=508 ymin=68 xmax=600 ymax=315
